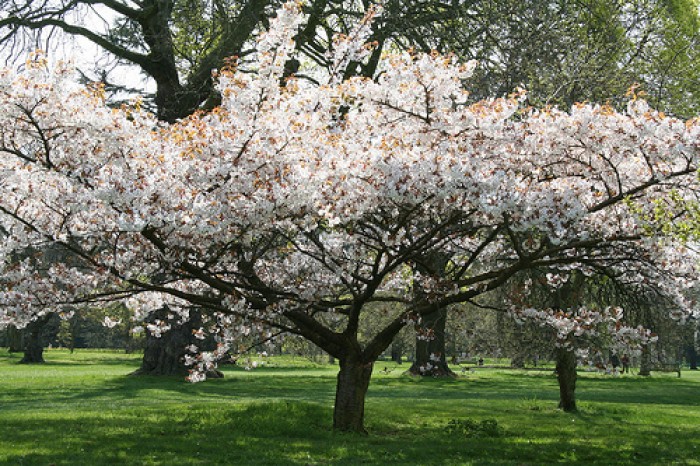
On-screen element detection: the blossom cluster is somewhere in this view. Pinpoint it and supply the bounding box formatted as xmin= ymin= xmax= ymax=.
xmin=0 ymin=2 xmax=698 ymax=379
xmin=510 ymin=306 xmax=658 ymax=352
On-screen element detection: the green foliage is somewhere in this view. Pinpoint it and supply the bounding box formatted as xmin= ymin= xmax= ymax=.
xmin=53 ymin=303 xmax=144 ymax=351
xmin=1 ymin=350 xmax=700 ymax=465
xmin=442 ymin=0 xmax=700 ymax=116
xmin=626 ymin=191 xmax=700 ymax=243
xmin=171 ymin=0 xmax=239 ymax=75
xmin=642 ymin=0 xmax=700 ymax=118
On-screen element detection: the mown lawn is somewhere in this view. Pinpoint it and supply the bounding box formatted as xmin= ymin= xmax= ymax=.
xmin=0 ymin=349 xmax=698 ymax=465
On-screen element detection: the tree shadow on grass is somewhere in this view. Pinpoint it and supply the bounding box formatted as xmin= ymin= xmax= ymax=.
xmin=403 ymin=370 xmax=700 ymax=408
xmin=0 ymin=367 xmax=339 ymax=414
xmin=575 ymin=375 xmax=700 ymax=406
xmin=0 ymin=401 xmax=333 ymax=465
xmin=1 ymin=350 xmax=141 ymax=365
xmin=2 ymin=399 xmax=698 ymax=465
xmin=4 ymin=364 xmax=697 ymax=425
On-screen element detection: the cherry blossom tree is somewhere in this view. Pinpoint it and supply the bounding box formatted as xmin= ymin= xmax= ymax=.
xmin=1 ymin=3 xmax=699 ymax=431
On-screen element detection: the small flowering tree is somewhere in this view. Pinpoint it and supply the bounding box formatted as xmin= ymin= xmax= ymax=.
xmin=1 ymin=3 xmax=699 ymax=431
xmin=507 ymin=269 xmax=664 ymax=411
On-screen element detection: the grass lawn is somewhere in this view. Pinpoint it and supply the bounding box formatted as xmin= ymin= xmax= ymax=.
xmin=0 ymin=349 xmax=699 ymax=465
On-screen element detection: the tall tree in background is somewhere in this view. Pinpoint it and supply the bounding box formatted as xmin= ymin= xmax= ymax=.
xmin=0 ymin=0 xmax=477 ymax=120
xmin=441 ymin=0 xmax=700 ymax=115
xmin=4 ymin=1 xmax=695 ymax=119
xmin=408 ymin=252 xmax=454 ymax=376
xmin=1 ymin=0 xmax=273 ymax=121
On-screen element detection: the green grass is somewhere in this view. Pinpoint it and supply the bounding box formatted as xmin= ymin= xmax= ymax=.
xmin=1 ymin=350 xmax=699 ymax=465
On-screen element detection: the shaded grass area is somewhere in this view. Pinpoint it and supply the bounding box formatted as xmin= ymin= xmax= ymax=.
xmin=1 ymin=350 xmax=699 ymax=465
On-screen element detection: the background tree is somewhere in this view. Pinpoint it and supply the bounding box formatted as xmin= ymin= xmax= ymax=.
xmin=1 ymin=0 xmax=273 ymax=121
xmin=405 ymin=0 xmax=700 ymax=377
xmin=442 ymin=0 xmax=700 ymax=115
xmin=685 ymin=315 xmax=699 ymax=370
xmin=0 ymin=0 xmax=480 ymax=119
xmin=6 ymin=1 xmax=696 ymax=117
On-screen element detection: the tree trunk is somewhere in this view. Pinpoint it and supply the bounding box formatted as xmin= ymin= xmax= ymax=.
xmin=6 ymin=326 xmax=23 ymax=352
xmin=693 ymin=327 xmax=699 ymax=370
xmin=131 ymin=307 xmax=223 ymax=378
xmin=639 ymin=345 xmax=652 ymax=376
xmin=408 ymin=306 xmax=455 ymax=377
xmin=135 ymin=330 xmax=188 ymax=376
xmin=409 ymin=252 xmax=454 ymax=377
xmin=688 ymin=346 xmax=698 ymax=371
xmin=19 ymin=315 xmax=52 ymax=364
xmin=333 ymin=356 xmax=373 ymax=433
xmin=511 ymin=352 xmax=526 ymax=369
xmin=551 ymin=273 xmax=583 ymax=412
xmin=556 ymin=347 xmax=577 ymax=412
xmin=144 ymin=0 xmax=271 ymax=122
xmin=391 ymin=340 xmax=403 ymax=364
xmin=687 ymin=344 xmax=698 ymax=370
xmin=67 ymin=319 xmax=76 ymax=354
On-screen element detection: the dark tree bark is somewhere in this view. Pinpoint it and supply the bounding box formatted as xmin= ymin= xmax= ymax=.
xmin=511 ymin=352 xmax=526 ymax=369
xmin=556 ymin=347 xmax=577 ymax=412
xmin=409 ymin=252 xmax=455 ymax=377
xmin=19 ymin=314 xmax=52 ymax=364
xmin=131 ymin=306 xmax=223 ymax=378
xmin=391 ymin=340 xmax=403 ymax=364
xmin=0 ymin=0 xmax=272 ymax=123
xmin=135 ymin=330 xmax=188 ymax=376
xmin=147 ymin=0 xmax=271 ymax=122
xmin=333 ymin=356 xmax=373 ymax=433
xmin=687 ymin=343 xmax=698 ymax=370
xmin=408 ymin=305 xmax=455 ymax=377
xmin=283 ymin=305 xmax=408 ymax=433
xmin=550 ymin=272 xmax=585 ymax=411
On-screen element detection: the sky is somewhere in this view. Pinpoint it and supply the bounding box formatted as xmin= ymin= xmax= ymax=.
xmin=1 ymin=3 xmax=155 ymax=98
